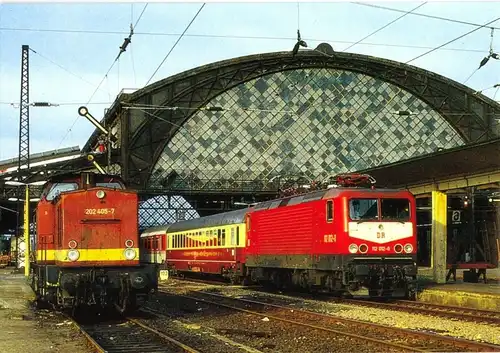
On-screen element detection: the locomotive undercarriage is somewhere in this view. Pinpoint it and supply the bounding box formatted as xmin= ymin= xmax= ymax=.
xmin=31 ymin=264 xmax=157 ymax=313
xmin=233 ymin=254 xmax=418 ymax=299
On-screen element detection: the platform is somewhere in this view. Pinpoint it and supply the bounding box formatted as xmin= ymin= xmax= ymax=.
xmin=0 ymin=268 xmax=90 ymax=353
xmin=417 ymin=279 xmax=500 ymax=312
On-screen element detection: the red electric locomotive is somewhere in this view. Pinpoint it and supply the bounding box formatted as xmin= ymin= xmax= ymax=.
xmin=32 ymin=172 xmax=158 ymax=312
xmin=141 ymin=175 xmax=417 ymax=298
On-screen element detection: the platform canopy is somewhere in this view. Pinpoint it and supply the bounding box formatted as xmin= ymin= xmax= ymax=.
xmin=83 ymin=43 xmax=500 ymax=191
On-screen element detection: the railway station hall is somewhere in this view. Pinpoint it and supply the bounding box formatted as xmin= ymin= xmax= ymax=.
xmin=0 ymin=42 xmax=499 ymax=352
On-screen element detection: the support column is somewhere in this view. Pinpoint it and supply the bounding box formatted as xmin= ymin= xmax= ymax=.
xmin=431 ymin=191 xmax=448 ymax=283
xmin=24 ymin=186 xmax=30 ymax=277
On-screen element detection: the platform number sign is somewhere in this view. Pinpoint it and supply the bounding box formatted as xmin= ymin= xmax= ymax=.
xmin=451 ymin=210 xmax=461 ymax=224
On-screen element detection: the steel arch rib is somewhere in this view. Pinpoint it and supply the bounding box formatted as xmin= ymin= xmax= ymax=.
xmin=86 ymin=49 xmax=500 ymax=187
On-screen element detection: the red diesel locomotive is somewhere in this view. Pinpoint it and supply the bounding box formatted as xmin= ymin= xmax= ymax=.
xmin=141 ymin=176 xmax=418 ymax=298
xmin=32 ymin=172 xmax=157 ymax=312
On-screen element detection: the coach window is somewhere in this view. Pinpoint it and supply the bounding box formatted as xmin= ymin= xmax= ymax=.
xmin=326 ymin=200 xmax=333 ymax=222
xmin=222 ymin=229 xmax=226 ymax=246
xmin=154 ymin=237 xmax=159 ymax=250
xmin=236 ymin=226 xmax=240 ymax=246
xmin=217 ymin=229 xmax=221 ymax=246
xmin=230 ymin=228 xmax=235 ymax=246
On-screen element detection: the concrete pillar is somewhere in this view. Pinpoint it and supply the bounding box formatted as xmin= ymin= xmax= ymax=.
xmin=431 ymin=191 xmax=448 ymax=283
xmin=496 ymin=203 xmax=500 ymax=268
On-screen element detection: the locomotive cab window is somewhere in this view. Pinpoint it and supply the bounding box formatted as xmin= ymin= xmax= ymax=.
xmin=326 ymin=200 xmax=333 ymax=222
xmin=349 ymin=198 xmax=378 ymax=221
xmin=96 ymin=182 xmax=123 ymax=189
xmin=381 ymin=198 xmax=410 ymax=221
xmin=45 ymin=182 xmax=78 ymax=200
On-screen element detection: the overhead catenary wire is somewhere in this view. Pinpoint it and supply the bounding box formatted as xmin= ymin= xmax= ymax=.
xmin=404 ymin=17 xmax=500 ymax=65
xmin=473 ymin=83 xmax=500 ymax=94
xmin=121 ymin=102 xmax=498 ymax=116
xmin=493 ymin=86 xmax=500 ymax=102
xmin=0 ymin=27 xmax=494 ymax=55
xmin=0 ymin=101 xmax=113 ymax=106
xmin=145 ymin=3 xmax=206 ymax=86
xmin=0 ymin=26 xmax=491 ymax=54
xmin=27 ymin=47 xmax=113 ymax=99
xmin=463 ymin=68 xmax=479 ymax=85
xmin=55 ymin=4 xmax=149 ymax=150
xmin=343 ymin=2 xmax=428 ymax=52
xmin=352 ymin=2 xmax=500 ymax=30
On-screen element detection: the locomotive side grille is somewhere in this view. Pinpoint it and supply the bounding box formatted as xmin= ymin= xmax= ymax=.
xmin=254 ymin=205 xmax=314 ymax=254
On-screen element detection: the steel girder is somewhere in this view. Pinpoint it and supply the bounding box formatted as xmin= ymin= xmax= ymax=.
xmin=83 ymin=48 xmax=500 ymax=190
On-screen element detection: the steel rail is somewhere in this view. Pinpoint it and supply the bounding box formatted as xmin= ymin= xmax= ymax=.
xmin=141 ymin=306 xmax=265 ymax=353
xmin=177 ymin=290 xmax=500 ymax=352
xmin=68 ymin=312 xmax=200 ymax=353
xmin=340 ymin=298 xmax=500 ymax=325
xmin=129 ymin=317 xmax=201 ymax=353
xmin=69 ymin=316 xmax=106 ymax=353
xmin=171 ymin=291 xmax=425 ymax=352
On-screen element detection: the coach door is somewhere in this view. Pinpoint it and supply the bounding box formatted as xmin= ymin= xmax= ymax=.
xmin=230 ymin=227 xmax=237 ymax=261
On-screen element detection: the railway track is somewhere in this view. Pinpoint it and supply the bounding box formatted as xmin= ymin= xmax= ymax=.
xmin=339 ymin=298 xmax=500 ymax=325
xmin=164 ymin=278 xmax=500 ymax=325
xmin=167 ymin=289 xmax=500 ymax=352
xmin=71 ymin=311 xmax=199 ymax=353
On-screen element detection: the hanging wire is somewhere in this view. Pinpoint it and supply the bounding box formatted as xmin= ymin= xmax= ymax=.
xmin=493 ymin=86 xmax=500 ymax=100
xmin=55 ymin=4 xmax=149 ymax=151
xmin=352 ymin=2 xmax=500 ymax=30
xmin=343 ymin=2 xmax=427 ymax=52
xmin=145 ymin=3 xmax=206 ymax=86
xmin=297 ymin=2 xmax=300 ymax=32
xmin=463 ymin=68 xmax=479 ymax=85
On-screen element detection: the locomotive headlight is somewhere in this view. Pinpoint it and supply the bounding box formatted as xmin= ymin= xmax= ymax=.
xmin=68 ymin=240 xmax=78 ymax=249
xmin=404 ymin=243 xmax=414 ymax=253
xmin=359 ymin=244 xmax=368 ymax=254
xmin=96 ymin=190 xmax=106 ymax=199
xmin=67 ymin=249 xmax=80 ymax=262
xmin=394 ymin=244 xmax=403 ymax=253
xmin=124 ymin=248 xmax=136 ymax=260
xmin=348 ymin=244 xmax=358 ymax=254
xmin=125 ymin=239 xmax=134 ymax=248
